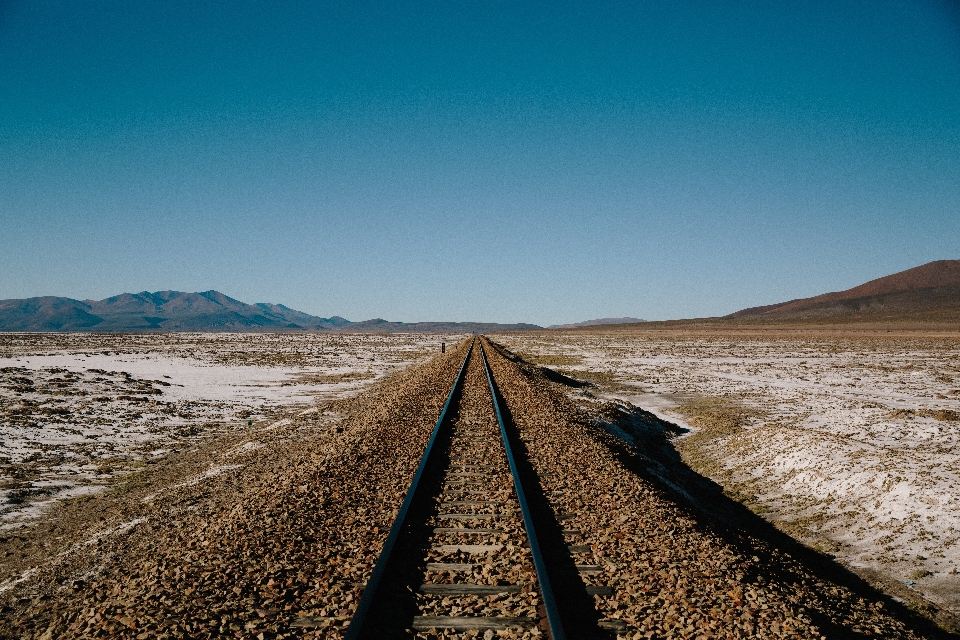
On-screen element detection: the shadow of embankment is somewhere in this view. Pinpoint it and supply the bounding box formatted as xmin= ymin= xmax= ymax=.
xmin=593 ymin=395 xmax=960 ymax=639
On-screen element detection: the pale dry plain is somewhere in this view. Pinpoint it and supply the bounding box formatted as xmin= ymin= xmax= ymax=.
xmin=494 ymin=329 xmax=960 ymax=618
xmin=0 ymin=332 xmax=461 ymax=533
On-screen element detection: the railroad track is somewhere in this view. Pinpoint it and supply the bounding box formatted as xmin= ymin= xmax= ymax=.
xmin=342 ymin=338 xmax=625 ymax=639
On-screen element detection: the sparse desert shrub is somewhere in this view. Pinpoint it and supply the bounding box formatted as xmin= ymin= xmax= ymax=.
xmin=559 ymin=368 xmax=617 ymax=384
xmin=176 ymin=425 xmax=201 ymax=437
xmin=520 ymin=353 xmax=584 ymax=367
xmin=925 ymin=409 xmax=959 ymax=422
xmin=895 ymin=408 xmax=960 ymax=422
xmin=888 ymin=408 xmax=915 ymax=419
xmin=299 ymin=370 xmax=376 ymax=384
xmin=676 ymin=397 xmax=765 ymax=438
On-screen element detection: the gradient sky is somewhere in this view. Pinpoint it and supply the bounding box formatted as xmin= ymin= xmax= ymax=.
xmin=2 ymin=1 xmax=959 ymax=324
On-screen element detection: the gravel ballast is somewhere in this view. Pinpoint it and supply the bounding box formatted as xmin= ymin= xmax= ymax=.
xmin=2 ymin=337 xmax=949 ymax=639
xmin=2 ymin=341 xmax=473 ymax=638
xmin=481 ymin=339 xmax=942 ymax=639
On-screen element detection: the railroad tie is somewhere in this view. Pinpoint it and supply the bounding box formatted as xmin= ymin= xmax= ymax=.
xmin=419 ymin=583 xmax=521 ymax=595
xmin=433 ymin=544 xmax=503 ymax=553
xmin=599 ymin=619 xmax=629 ymax=633
xmin=411 ymin=616 xmax=536 ymax=631
xmin=442 ymin=490 xmax=500 ymax=497
xmin=432 ymin=527 xmax=503 ymax=534
xmin=575 ymin=565 xmax=604 ymax=575
xmin=426 ymin=562 xmax=474 ymax=571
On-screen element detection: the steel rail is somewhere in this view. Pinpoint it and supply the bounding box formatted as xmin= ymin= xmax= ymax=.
xmin=479 ymin=340 xmax=567 ymax=640
xmin=344 ymin=339 xmax=474 ymax=640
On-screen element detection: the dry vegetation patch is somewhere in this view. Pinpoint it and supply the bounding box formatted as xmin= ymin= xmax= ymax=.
xmin=516 ymin=352 xmax=584 ymax=367
xmin=675 ymin=397 xmax=767 ymax=439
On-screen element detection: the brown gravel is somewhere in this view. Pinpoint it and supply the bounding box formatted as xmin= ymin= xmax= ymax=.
xmin=412 ymin=344 xmax=541 ymax=637
xmin=2 ymin=340 xmax=473 ymax=639
xmin=2 ymin=337 xmax=952 ymax=639
xmin=482 ymin=338 xmax=947 ymax=639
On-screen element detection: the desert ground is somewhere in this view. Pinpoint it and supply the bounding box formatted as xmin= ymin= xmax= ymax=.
xmin=0 ymin=332 xmax=460 ymax=532
xmin=494 ymin=328 xmax=960 ymax=619
xmin=2 ymin=331 xmax=957 ymax=638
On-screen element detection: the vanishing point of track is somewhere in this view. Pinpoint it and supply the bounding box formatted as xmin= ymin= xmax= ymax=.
xmin=343 ymin=338 xmax=623 ymax=638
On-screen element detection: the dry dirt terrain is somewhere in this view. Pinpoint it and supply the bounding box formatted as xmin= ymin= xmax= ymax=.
xmin=1 ymin=334 xmax=953 ymax=638
xmin=494 ymin=327 xmax=960 ymax=629
xmin=0 ymin=332 xmax=461 ymax=532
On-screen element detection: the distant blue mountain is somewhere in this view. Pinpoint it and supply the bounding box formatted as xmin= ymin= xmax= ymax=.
xmin=0 ymin=290 xmax=540 ymax=332
xmin=0 ymin=290 xmax=350 ymax=331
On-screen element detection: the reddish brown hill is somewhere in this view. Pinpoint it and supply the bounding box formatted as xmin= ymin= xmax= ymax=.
xmin=728 ymin=260 xmax=960 ymax=320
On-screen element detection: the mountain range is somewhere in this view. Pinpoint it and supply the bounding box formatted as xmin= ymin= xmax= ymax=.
xmin=548 ymin=317 xmax=645 ymax=329
xmin=0 ymin=290 xmax=541 ymax=333
xmin=4 ymin=260 xmax=956 ymax=332
xmin=726 ymin=259 xmax=960 ymax=322
xmin=545 ymin=259 xmax=960 ymax=332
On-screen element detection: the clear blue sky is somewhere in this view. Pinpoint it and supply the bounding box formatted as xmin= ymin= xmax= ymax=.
xmin=2 ymin=1 xmax=958 ymax=324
